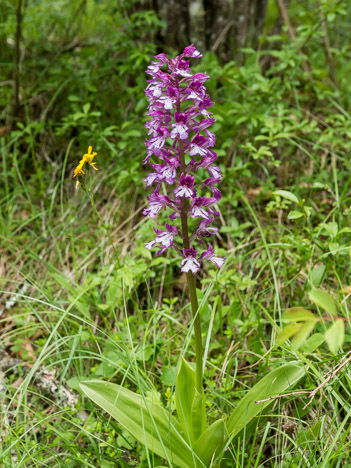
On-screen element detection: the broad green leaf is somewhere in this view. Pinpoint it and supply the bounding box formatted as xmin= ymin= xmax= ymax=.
xmin=276 ymin=323 xmax=302 ymax=345
xmin=311 ymin=265 xmax=326 ymax=288
xmin=303 ymin=333 xmax=325 ymax=353
xmin=303 ymin=206 xmax=312 ymax=218
xmin=176 ymin=358 xmax=205 ymax=443
xmin=80 ymin=380 xmax=199 ymax=468
xmin=324 ymin=320 xmax=345 ymax=354
xmin=176 ymin=358 xmax=195 ymax=442
xmin=67 ymin=376 xmax=85 ymax=390
xmin=161 ymin=367 xmax=177 ymax=386
xmin=338 ymin=227 xmax=351 ymax=236
xmin=193 ymin=419 xmax=226 ymax=466
xmin=282 ymin=307 xmax=315 ymax=323
xmin=106 ymin=281 xmax=121 ymax=307
xmin=191 ymin=389 xmax=206 ymax=442
xmin=288 ymin=211 xmax=304 ymax=220
xmin=308 ymin=289 xmax=337 ymax=316
xmin=273 ymin=190 xmax=299 ymax=204
xmin=83 ymin=102 xmax=91 ymax=113
xmin=319 ymin=222 xmax=338 ymax=239
xmin=226 ymin=362 xmax=305 ymax=439
xmin=291 ymin=320 xmax=317 ymax=350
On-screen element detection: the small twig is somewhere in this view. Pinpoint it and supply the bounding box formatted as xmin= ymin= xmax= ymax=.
xmin=303 ymin=351 xmax=351 ymax=409
xmin=320 ymin=8 xmax=338 ymax=87
xmin=14 ymin=0 xmax=23 ymax=114
xmin=256 ymin=352 xmax=351 ymax=408
xmin=256 ymin=390 xmax=310 ymax=405
xmin=211 ymin=20 xmax=234 ymax=53
xmin=275 ymin=0 xmax=311 ymax=76
xmin=275 ymin=0 xmax=295 ymax=39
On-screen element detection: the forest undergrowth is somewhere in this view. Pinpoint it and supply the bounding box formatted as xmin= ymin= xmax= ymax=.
xmin=2 ymin=1 xmax=351 ymax=466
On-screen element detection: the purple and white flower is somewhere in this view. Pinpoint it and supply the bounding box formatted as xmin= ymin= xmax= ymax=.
xmin=201 ymin=244 xmax=226 ymax=268
xmin=146 ymin=224 xmax=178 ymax=255
xmin=143 ymin=192 xmax=170 ymax=218
xmin=190 ymin=196 xmax=218 ymax=219
xmin=174 ymin=173 xmax=196 ymax=198
xmin=189 ymin=134 xmax=210 ymax=157
xmin=174 ymin=59 xmax=192 ymax=77
xmin=145 ymin=126 xmax=169 ymax=156
xmin=143 ymin=45 xmax=226 ymax=273
xmin=181 ymin=248 xmax=201 ymax=273
xmin=170 ymin=112 xmax=189 ymax=140
xmin=183 ymin=44 xmax=203 ymax=58
xmin=196 ymin=217 xmax=218 ymax=238
xmin=207 ymin=165 xmax=222 ymax=180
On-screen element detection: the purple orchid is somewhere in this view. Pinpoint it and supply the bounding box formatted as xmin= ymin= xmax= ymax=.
xmin=145 ymin=224 xmax=178 ymax=256
xmin=174 ymin=173 xmax=196 ymax=199
xmin=189 ymin=134 xmax=211 ymax=157
xmin=181 ymin=248 xmax=201 ymax=273
xmin=201 ymin=244 xmax=226 ymax=268
xmin=190 ymin=196 xmax=219 ymax=219
xmin=196 ymin=217 xmax=218 ymax=238
xmin=146 ymin=126 xmax=169 ymax=157
xmin=143 ymin=192 xmax=171 ymax=218
xmin=183 ymin=45 xmax=203 ymax=58
xmin=143 ymin=45 xmax=226 ymax=273
xmin=170 ymin=112 xmax=189 ymax=140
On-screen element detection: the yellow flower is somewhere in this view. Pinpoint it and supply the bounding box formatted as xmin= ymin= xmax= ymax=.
xmin=82 ymin=146 xmax=98 ymax=170
xmin=73 ymin=160 xmax=85 ymax=178
xmin=73 ymin=146 xmax=98 ymax=178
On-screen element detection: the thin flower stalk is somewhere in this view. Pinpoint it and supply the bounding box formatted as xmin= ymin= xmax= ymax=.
xmin=143 ymin=45 xmax=226 ymax=393
xmin=73 ymin=146 xmax=120 ymax=267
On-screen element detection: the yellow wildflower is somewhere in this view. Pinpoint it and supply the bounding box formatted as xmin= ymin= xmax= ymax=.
xmin=73 ymin=160 xmax=85 ymax=178
xmin=82 ymin=146 xmax=98 ymax=170
xmin=73 ymin=146 xmax=98 ymax=179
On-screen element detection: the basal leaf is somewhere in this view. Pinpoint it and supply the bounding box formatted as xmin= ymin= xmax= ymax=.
xmin=176 ymin=358 xmax=205 ymax=444
xmin=226 ymin=362 xmax=305 ymax=439
xmin=191 ymin=389 xmax=206 ymax=442
xmin=176 ymin=358 xmax=196 ymax=443
xmin=193 ymin=419 xmax=227 ymax=467
xmin=80 ymin=380 xmax=200 ymax=468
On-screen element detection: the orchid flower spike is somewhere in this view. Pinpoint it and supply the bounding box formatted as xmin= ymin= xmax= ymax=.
xmin=143 ymin=45 xmax=225 ymax=274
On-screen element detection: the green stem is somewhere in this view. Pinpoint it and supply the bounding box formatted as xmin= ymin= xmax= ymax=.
xmin=178 ymin=140 xmax=203 ymax=394
xmin=84 ymin=176 xmax=121 ymax=268
xmin=187 ymin=271 xmax=203 ymax=394
xmin=175 ymin=77 xmax=203 ymax=394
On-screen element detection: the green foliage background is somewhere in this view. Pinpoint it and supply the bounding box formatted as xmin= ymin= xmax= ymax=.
xmin=2 ymin=0 xmax=351 ymax=466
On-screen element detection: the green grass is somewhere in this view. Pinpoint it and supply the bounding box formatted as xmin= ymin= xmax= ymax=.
xmin=2 ymin=0 xmax=351 ymax=466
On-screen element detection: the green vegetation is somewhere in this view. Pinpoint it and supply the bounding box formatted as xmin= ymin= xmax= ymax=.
xmin=2 ymin=0 xmax=351 ymax=466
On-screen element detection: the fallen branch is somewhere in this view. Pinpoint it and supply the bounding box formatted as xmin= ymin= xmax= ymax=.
xmin=255 ymin=351 xmax=351 ymax=409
